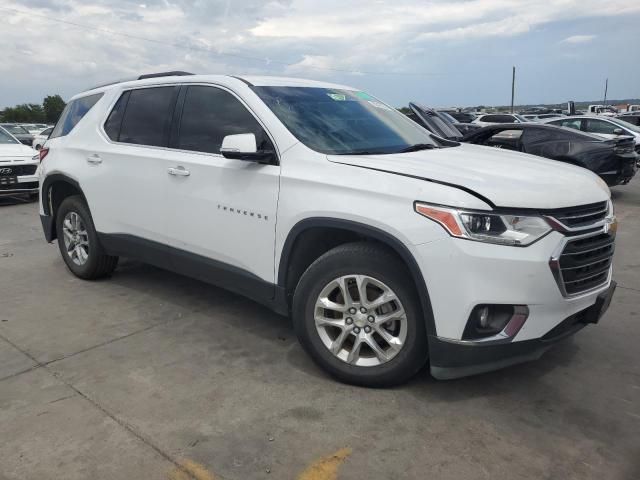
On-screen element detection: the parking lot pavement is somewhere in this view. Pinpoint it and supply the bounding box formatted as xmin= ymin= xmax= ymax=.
xmin=1 ymin=184 xmax=639 ymax=480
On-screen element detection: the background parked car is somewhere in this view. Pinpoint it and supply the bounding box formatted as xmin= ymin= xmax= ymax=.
xmin=0 ymin=126 xmax=40 ymax=200
xmin=0 ymin=124 xmax=34 ymax=145
xmin=544 ymin=116 xmax=640 ymax=151
xmin=473 ymin=113 xmax=531 ymax=126
xmin=463 ymin=123 xmax=637 ymax=186
xmin=32 ymin=127 xmax=53 ymax=150
xmin=617 ymin=113 xmax=640 ymax=127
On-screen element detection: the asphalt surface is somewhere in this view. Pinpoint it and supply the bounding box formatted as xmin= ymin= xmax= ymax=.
xmin=1 ymin=180 xmax=639 ymax=480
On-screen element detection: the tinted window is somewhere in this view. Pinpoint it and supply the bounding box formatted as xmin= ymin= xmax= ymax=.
xmin=178 ymin=86 xmax=274 ymax=154
xmin=119 ymin=87 xmax=178 ymax=147
xmin=585 ymin=119 xmax=618 ymax=135
xmin=50 ymin=93 xmax=103 ymax=139
xmin=104 ymin=91 xmax=130 ymax=141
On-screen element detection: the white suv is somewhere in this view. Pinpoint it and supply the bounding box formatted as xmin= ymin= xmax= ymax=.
xmin=38 ymin=72 xmax=617 ymax=386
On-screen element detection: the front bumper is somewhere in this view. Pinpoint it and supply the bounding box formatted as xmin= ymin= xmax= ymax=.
xmin=0 ymin=172 xmax=39 ymax=197
xmin=412 ymin=226 xmax=615 ymax=378
xmin=429 ymin=281 xmax=616 ymax=379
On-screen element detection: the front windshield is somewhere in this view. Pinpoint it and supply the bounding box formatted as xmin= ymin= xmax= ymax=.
xmin=610 ymin=118 xmax=640 ymax=133
xmin=2 ymin=124 xmax=28 ymax=135
xmin=252 ymin=86 xmax=439 ymax=154
xmin=0 ymin=128 xmax=19 ymax=144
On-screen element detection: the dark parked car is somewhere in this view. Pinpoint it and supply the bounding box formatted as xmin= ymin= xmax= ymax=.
xmin=0 ymin=124 xmax=34 ymax=146
xmin=464 ymin=123 xmax=637 ymax=186
xmin=617 ymin=114 xmax=640 ymax=127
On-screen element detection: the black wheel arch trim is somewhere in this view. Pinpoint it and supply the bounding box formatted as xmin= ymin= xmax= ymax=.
xmin=41 ymin=173 xmax=84 ymax=216
xmin=278 ymin=217 xmax=438 ymax=337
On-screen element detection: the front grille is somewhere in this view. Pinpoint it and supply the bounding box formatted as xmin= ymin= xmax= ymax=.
xmin=0 ymin=164 xmax=37 ymax=176
xmin=556 ymin=232 xmax=614 ymax=295
xmin=545 ymin=201 xmax=608 ymax=229
xmin=0 ymin=181 xmax=38 ymax=191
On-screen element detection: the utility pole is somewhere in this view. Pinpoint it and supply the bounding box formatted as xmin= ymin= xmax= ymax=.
xmin=603 ymin=78 xmax=608 ymax=106
xmin=510 ymin=66 xmax=516 ymax=114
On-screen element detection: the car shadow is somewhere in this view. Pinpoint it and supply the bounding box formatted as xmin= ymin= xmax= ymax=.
xmin=78 ymin=258 xmax=583 ymax=390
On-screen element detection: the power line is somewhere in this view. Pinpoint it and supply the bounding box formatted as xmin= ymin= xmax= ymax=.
xmin=0 ymin=6 xmax=454 ymax=77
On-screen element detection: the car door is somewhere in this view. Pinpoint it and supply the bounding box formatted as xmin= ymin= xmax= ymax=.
xmin=164 ymin=84 xmax=281 ymax=298
xmin=84 ymin=85 xmax=179 ymax=250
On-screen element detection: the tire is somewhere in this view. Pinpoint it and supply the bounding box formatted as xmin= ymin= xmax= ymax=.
xmin=292 ymin=242 xmax=428 ymax=387
xmin=55 ymin=195 xmax=118 ymax=279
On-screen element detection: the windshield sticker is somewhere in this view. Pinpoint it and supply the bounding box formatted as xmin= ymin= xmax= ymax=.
xmin=355 ymin=91 xmax=374 ymax=100
xmin=367 ymin=100 xmax=391 ymax=110
xmin=327 ymin=93 xmax=347 ymax=101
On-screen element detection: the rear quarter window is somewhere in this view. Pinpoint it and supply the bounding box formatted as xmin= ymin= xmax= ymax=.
xmin=50 ymin=93 xmax=103 ymax=139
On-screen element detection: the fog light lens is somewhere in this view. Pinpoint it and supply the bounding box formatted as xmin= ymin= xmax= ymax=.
xmin=463 ymin=304 xmax=529 ymax=341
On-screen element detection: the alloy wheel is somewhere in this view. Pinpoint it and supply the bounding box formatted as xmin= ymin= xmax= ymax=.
xmin=62 ymin=211 xmax=90 ymax=266
xmin=314 ymin=274 xmax=408 ymax=367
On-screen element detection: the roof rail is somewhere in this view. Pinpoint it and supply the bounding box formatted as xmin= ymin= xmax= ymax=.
xmin=138 ymin=71 xmax=194 ymax=80
xmin=85 ymin=71 xmax=195 ymax=92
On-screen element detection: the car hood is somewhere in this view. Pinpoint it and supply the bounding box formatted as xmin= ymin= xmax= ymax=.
xmin=327 ymin=143 xmax=610 ymax=209
xmin=0 ymin=143 xmax=37 ymax=158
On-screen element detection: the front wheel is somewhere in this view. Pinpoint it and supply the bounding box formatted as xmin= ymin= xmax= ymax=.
xmin=292 ymin=242 xmax=428 ymax=387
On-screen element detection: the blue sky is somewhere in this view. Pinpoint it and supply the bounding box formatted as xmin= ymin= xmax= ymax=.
xmin=1 ymin=0 xmax=639 ymax=108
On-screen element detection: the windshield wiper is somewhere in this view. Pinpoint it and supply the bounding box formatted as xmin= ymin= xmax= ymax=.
xmin=334 ymin=151 xmax=386 ymax=155
xmin=398 ymin=143 xmax=437 ymax=153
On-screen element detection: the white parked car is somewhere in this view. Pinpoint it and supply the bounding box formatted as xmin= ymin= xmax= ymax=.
xmin=32 ymin=126 xmax=54 ymax=150
xmin=473 ymin=113 xmax=531 ymax=126
xmin=19 ymin=123 xmax=50 ymax=135
xmin=544 ymin=116 xmax=640 ymax=150
xmin=0 ymin=126 xmax=39 ymax=199
xmin=38 ymin=73 xmax=617 ymax=386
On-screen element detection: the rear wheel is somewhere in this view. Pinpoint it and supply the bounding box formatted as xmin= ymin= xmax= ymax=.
xmin=55 ymin=196 xmax=118 ymax=279
xmin=292 ymin=242 xmax=428 ymax=387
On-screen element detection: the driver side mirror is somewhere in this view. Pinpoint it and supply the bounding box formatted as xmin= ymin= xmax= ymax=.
xmin=613 ymin=128 xmax=625 ymax=135
xmin=220 ymin=133 xmax=276 ymax=164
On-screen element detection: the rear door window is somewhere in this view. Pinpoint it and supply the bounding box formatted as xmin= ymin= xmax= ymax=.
xmin=50 ymin=93 xmax=103 ymax=139
xmin=177 ymin=85 xmax=274 ymax=154
xmin=584 ymin=119 xmax=619 ymax=135
xmin=117 ymin=87 xmax=179 ymax=147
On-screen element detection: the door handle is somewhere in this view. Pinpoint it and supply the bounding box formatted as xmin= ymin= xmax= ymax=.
xmin=86 ymin=154 xmax=102 ymax=165
xmin=167 ymin=166 xmax=190 ymax=177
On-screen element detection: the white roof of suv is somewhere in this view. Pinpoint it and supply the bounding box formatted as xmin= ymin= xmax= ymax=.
xmin=78 ymin=73 xmax=356 ymax=101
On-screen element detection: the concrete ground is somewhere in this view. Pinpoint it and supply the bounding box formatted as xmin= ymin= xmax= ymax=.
xmin=1 ymin=181 xmax=639 ymax=480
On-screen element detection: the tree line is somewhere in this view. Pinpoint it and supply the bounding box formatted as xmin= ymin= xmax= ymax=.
xmin=0 ymin=95 xmax=66 ymax=124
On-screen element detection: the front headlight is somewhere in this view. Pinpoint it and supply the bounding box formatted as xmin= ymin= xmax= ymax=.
xmin=415 ymin=203 xmax=552 ymax=246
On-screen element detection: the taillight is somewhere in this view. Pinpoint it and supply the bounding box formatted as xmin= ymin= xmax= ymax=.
xmin=39 ymin=147 xmax=49 ymax=162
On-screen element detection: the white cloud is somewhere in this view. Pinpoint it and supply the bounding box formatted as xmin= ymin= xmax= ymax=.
xmin=562 ymin=34 xmax=596 ymax=44
xmin=0 ymin=0 xmax=639 ymax=107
